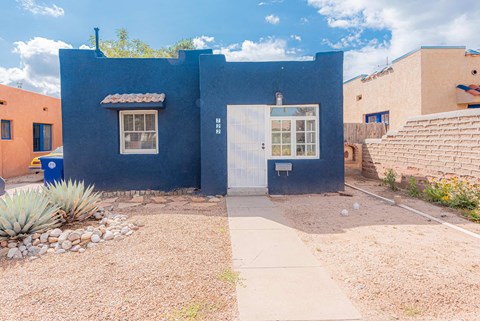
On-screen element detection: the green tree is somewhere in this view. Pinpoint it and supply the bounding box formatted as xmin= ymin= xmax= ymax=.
xmin=89 ymin=28 xmax=195 ymax=58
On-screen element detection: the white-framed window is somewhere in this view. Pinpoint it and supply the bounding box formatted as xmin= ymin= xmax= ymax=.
xmin=119 ymin=110 xmax=158 ymax=154
xmin=269 ymin=105 xmax=319 ymax=159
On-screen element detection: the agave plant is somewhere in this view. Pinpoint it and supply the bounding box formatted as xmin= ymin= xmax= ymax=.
xmin=43 ymin=180 xmax=101 ymax=223
xmin=0 ymin=190 xmax=61 ymax=240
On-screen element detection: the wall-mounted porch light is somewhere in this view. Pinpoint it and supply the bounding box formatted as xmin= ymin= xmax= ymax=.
xmin=275 ymin=92 xmax=283 ymax=106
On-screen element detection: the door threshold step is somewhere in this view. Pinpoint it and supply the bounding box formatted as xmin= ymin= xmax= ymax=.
xmin=228 ymin=187 xmax=269 ymax=196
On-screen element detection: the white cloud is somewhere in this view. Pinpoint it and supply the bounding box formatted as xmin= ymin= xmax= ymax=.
xmin=215 ymin=38 xmax=310 ymax=62
xmin=265 ymin=14 xmax=280 ymax=25
xmin=258 ymin=0 xmax=284 ymax=5
xmin=300 ymin=17 xmax=309 ymax=24
xmin=17 ymin=0 xmax=64 ymax=17
xmin=0 ymin=37 xmax=72 ymax=96
xmin=193 ymin=36 xmax=215 ymax=49
xmin=290 ymin=35 xmax=302 ymax=42
xmin=308 ymin=0 xmax=480 ymax=79
xmin=322 ymin=30 xmax=364 ymax=49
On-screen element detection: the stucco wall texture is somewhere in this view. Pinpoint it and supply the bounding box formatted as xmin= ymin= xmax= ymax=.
xmin=0 ymin=85 xmax=62 ymax=178
xmin=60 ymin=49 xmax=344 ymax=194
xmin=362 ymin=109 xmax=480 ymax=182
xmin=344 ymin=47 xmax=480 ymax=131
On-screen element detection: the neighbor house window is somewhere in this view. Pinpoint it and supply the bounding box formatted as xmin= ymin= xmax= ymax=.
xmin=365 ymin=111 xmax=390 ymax=131
xmin=270 ymin=106 xmax=319 ymax=158
xmin=119 ymin=110 xmax=158 ymax=154
xmin=1 ymin=120 xmax=12 ymax=140
xmin=33 ymin=123 xmax=52 ymax=152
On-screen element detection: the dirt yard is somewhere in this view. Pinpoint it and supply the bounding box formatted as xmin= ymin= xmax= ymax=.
xmin=273 ymin=177 xmax=480 ymax=321
xmin=0 ymin=196 xmax=238 ymax=321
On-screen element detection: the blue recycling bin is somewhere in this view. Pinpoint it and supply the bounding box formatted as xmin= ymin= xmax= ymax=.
xmin=40 ymin=156 xmax=64 ymax=186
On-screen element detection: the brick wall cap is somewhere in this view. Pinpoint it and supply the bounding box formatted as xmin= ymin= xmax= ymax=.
xmin=409 ymin=109 xmax=480 ymax=122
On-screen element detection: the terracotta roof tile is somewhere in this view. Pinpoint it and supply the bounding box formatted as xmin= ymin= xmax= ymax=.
xmin=101 ymin=93 xmax=166 ymax=104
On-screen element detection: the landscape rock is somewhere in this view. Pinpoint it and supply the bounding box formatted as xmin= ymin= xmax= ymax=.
xmin=55 ymin=249 xmax=66 ymax=254
xmin=0 ymin=241 xmax=7 ymax=247
xmin=103 ymin=230 xmax=114 ymax=241
xmin=118 ymin=203 xmax=141 ymax=209
xmin=87 ymin=243 xmax=97 ymax=248
xmin=39 ymin=246 xmax=48 ymax=255
xmin=48 ymin=237 xmax=59 ymax=243
xmin=81 ymin=232 xmax=93 ymax=242
xmin=70 ymin=245 xmax=81 ymax=252
xmin=62 ymin=240 xmax=73 ymax=250
xmin=58 ymin=231 xmax=70 ymax=243
xmin=40 ymin=233 xmax=49 ymax=243
xmin=79 ymin=248 xmax=86 ymax=253
xmin=23 ymin=236 xmax=32 ymax=245
xmin=7 ymin=248 xmax=18 ymax=259
xmin=32 ymin=239 xmax=41 ymax=246
xmin=208 ymin=197 xmax=221 ymax=203
xmin=120 ymin=227 xmax=130 ymax=235
xmin=91 ymin=234 xmax=100 ymax=243
xmin=190 ymin=197 xmax=206 ymax=203
xmin=31 ymin=233 xmax=40 ymax=240
xmin=7 ymin=242 xmax=18 ymax=248
xmin=68 ymin=232 xmax=81 ymax=242
xmin=19 ymin=245 xmax=26 ymax=252
xmin=50 ymin=228 xmax=62 ymax=237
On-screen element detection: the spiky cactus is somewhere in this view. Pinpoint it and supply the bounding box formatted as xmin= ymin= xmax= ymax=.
xmin=0 ymin=190 xmax=61 ymax=240
xmin=43 ymin=180 xmax=100 ymax=223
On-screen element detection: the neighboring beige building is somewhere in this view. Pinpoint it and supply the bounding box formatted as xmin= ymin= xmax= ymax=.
xmin=344 ymin=46 xmax=480 ymax=131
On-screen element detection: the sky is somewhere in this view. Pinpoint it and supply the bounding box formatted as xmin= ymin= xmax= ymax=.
xmin=0 ymin=0 xmax=479 ymax=97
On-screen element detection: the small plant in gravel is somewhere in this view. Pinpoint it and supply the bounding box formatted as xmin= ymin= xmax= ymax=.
xmin=169 ymin=302 xmax=213 ymax=321
xmin=43 ymin=179 xmax=101 ymax=223
xmin=406 ymin=176 xmax=420 ymax=198
xmin=383 ymin=168 xmax=398 ymax=191
xmin=219 ymin=268 xmax=240 ymax=286
xmin=0 ymin=190 xmax=61 ymax=240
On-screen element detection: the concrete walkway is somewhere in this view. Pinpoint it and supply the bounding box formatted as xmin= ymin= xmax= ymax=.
xmin=226 ymin=196 xmax=361 ymax=321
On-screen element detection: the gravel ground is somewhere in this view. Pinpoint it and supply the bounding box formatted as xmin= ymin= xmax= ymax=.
xmin=273 ymin=178 xmax=480 ymax=321
xmin=0 ymin=197 xmax=238 ymax=321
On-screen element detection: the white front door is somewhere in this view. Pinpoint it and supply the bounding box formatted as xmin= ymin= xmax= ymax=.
xmin=227 ymin=105 xmax=267 ymax=188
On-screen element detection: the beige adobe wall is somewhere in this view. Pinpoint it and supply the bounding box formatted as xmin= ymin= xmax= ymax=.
xmin=0 ymin=85 xmax=62 ymax=178
xmin=344 ymin=50 xmax=423 ymax=131
xmin=362 ymin=109 xmax=480 ymax=183
xmin=420 ymin=48 xmax=480 ymax=115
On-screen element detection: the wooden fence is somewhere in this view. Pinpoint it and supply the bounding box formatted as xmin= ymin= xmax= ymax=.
xmin=344 ymin=123 xmax=386 ymax=144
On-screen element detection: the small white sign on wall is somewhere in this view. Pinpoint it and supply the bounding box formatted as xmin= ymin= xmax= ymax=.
xmin=215 ymin=118 xmax=221 ymax=134
xmin=48 ymin=161 xmax=56 ymax=169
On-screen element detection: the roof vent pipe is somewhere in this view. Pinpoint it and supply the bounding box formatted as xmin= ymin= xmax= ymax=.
xmin=94 ymin=27 xmax=100 ymax=52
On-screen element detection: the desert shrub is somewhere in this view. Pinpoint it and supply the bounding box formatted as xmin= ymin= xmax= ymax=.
xmin=423 ymin=177 xmax=480 ymax=210
xmin=43 ymin=180 xmax=100 ymax=223
xmin=383 ymin=168 xmax=398 ymax=191
xmin=407 ymin=176 xmax=420 ymax=197
xmin=0 ymin=190 xmax=61 ymax=240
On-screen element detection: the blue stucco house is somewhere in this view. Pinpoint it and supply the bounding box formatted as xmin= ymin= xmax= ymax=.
xmin=59 ymin=48 xmax=344 ymax=195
